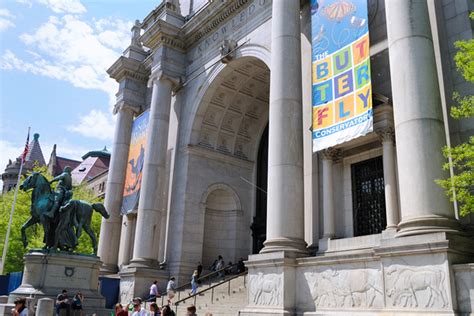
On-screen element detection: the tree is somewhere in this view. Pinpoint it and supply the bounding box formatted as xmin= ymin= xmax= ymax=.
xmin=0 ymin=166 xmax=103 ymax=273
xmin=437 ymin=12 xmax=474 ymax=217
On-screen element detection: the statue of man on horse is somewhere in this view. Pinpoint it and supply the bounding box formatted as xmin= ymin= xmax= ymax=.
xmin=19 ymin=168 xmax=110 ymax=254
xmin=43 ymin=166 xmax=73 ymax=220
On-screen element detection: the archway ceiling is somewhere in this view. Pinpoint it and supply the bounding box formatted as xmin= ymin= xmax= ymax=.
xmin=196 ymin=59 xmax=269 ymax=161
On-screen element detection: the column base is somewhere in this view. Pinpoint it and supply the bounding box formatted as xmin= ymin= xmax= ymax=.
xmin=118 ymin=264 xmax=168 ymax=304
xmin=100 ymin=263 xmax=119 ymax=275
xmin=260 ymin=237 xmax=308 ymax=255
xmin=128 ymin=257 xmax=161 ymax=269
xmin=396 ymin=215 xmax=461 ymax=237
xmin=240 ymin=251 xmax=306 ymax=315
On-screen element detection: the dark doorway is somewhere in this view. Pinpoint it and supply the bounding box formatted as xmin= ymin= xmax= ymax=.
xmin=352 ymin=156 xmax=386 ymax=236
xmin=251 ymin=125 xmax=268 ymax=253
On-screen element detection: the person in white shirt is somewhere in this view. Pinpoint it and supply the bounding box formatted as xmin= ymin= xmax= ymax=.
xmin=167 ymin=276 xmax=177 ymax=300
xmin=149 ymin=280 xmax=159 ymax=301
xmin=130 ymin=297 xmax=148 ymax=316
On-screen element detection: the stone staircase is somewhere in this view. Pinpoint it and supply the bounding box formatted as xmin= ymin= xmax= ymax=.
xmin=172 ymin=274 xmax=248 ymax=316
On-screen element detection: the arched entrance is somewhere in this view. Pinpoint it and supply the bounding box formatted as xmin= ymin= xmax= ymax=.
xmin=188 ymin=56 xmax=270 ymax=265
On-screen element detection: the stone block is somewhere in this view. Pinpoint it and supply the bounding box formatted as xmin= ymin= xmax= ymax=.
xmin=6 ymin=251 xmax=109 ymax=316
xmin=453 ymin=263 xmax=474 ymax=313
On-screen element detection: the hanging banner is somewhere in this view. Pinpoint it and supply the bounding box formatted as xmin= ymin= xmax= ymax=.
xmin=311 ymin=0 xmax=373 ymax=152
xmin=121 ymin=110 xmax=149 ymax=214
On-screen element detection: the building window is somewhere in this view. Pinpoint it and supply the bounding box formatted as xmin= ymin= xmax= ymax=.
xmin=351 ymin=156 xmax=386 ymax=236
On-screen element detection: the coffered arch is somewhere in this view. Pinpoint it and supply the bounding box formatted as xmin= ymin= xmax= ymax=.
xmin=190 ymin=56 xmax=270 ymax=162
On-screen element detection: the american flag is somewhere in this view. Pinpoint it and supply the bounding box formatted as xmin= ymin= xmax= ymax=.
xmin=21 ymin=128 xmax=31 ymax=164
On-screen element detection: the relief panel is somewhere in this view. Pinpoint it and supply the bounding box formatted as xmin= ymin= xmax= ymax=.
xmin=384 ymin=264 xmax=449 ymax=309
xmin=248 ymin=272 xmax=282 ymax=306
xmin=304 ymin=267 xmax=383 ymax=309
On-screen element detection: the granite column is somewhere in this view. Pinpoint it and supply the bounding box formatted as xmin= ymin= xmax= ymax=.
xmin=130 ymin=73 xmax=174 ymax=266
xmin=378 ymin=128 xmax=400 ymax=230
xmin=98 ymin=104 xmax=136 ymax=273
xmin=385 ymin=0 xmax=458 ymax=235
xmin=260 ymin=0 xmax=307 ymax=254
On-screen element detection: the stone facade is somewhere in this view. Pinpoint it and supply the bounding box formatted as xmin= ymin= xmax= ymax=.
xmin=97 ymin=0 xmax=474 ymax=314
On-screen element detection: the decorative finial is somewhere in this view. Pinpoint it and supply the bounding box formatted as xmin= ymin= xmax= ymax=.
xmin=33 ymin=133 xmax=40 ymax=140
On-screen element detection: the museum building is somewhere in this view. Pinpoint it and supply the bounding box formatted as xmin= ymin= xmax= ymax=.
xmin=97 ymin=0 xmax=474 ymax=314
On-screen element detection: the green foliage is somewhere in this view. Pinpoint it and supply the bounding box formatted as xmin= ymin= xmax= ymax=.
xmin=437 ymin=13 xmax=474 ymax=216
xmin=0 ymin=166 xmax=103 ymax=273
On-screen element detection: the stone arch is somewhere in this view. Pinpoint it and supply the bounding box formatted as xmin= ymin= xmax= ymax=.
xmin=200 ymin=183 xmax=243 ymax=267
xmin=185 ymin=45 xmax=271 ymax=162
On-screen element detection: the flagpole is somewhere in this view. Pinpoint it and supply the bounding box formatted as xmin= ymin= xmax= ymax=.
xmin=0 ymin=127 xmax=30 ymax=275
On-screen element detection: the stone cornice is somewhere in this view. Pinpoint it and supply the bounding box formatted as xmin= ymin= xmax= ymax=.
xmin=182 ymin=0 xmax=250 ymax=47
xmin=140 ymin=20 xmax=185 ymax=52
xmin=141 ymin=1 xmax=182 ymax=32
xmin=107 ymin=56 xmax=149 ymax=83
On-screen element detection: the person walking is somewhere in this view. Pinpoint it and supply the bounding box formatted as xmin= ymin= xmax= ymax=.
xmin=189 ymin=270 xmax=199 ymax=296
xmin=215 ymin=256 xmax=225 ymax=277
xmin=166 ymin=277 xmax=177 ymax=300
xmin=196 ymin=262 xmax=203 ymax=279
xmin=149 ymin=280 xmax=159 ymax=301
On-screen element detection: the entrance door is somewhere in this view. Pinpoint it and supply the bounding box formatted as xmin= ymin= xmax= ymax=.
xmin=251 ymin=125 xmax=268 ymax=253
xmin=352 ymin=156 xmax=386 ymax=236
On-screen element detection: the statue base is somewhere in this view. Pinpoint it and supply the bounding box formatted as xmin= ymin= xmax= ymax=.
xmin=1 ymin=250 xmax=111 ymax=316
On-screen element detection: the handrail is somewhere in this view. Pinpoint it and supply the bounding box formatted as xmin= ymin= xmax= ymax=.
xmin=147 ymin=263 xmax=240 ymax=306
xmin=173 ymin=270 xmax=248 ymax=313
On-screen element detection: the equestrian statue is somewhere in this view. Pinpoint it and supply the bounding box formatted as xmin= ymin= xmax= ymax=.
xmin=19 ymin=167 xmax=110 ymax=254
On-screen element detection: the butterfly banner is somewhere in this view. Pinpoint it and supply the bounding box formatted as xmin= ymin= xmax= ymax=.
xmin=311 ymin=0 xmax=373 ymax=152
xmin=121 ymin=110 xmax=149 ymax=215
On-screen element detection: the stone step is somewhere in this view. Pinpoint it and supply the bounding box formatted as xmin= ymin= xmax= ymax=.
xmin=173 ymin=275 xmax=247 ymax=316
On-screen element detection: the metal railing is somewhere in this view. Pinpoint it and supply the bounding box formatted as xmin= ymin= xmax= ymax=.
xmin=173 ymin=270 xmax=248 ymax=314
xmin=143 ymin=263 xmax=241 ymax=308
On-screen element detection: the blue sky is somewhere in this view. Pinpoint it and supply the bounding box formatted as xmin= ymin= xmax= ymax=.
xmin=0 ymin=0 xmax=158 ymax=177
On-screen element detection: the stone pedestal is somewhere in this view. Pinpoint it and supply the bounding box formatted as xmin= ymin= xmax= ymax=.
xmin=241 ymin=252 xmax=304 ymax=316
xmin=118 ymin=265 xmax=168 ymax=304
xmin=2 ymin=251 xmax=110 ymax=316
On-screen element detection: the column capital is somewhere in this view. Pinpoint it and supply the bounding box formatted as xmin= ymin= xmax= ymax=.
xmin=376 ymin=127 xmax=395 ymax=143
xmin=320 ymin=148 xmax=343 ymax=161
xmin=113 ymin=101 xmax=141 ymax=115
xmin=147 ymin=67 xmax=181 ymax=89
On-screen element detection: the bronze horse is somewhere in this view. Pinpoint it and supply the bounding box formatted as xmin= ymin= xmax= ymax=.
xmin=20 ymin=172 xmax=109 ymax=253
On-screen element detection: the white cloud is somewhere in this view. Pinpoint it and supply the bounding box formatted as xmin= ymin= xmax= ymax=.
xmin=0 ymin=9 xmax=15 ymax=19
xmin=0 ymin=13 xmax=132 ymax=141
xmin=37 ymin=0 xmax=86 ymax=14
xmin=0 ymin=9 xmax=15 ymax=32
xmin=67 ymin=109 xmax=115 ymax=141
xmin=1 ymin=14 xmax=132 ymax=104
xmin=0 ymin=18 xmax=15 ymax=32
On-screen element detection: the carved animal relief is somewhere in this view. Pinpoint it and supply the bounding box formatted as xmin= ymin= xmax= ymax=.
xmin=385 ymin=266 xmax=448 ymax=309
xmin=249 ymin=273 xmax=282 ymax=306
xmin=307 ymin=268 xmax=383 ymax=308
